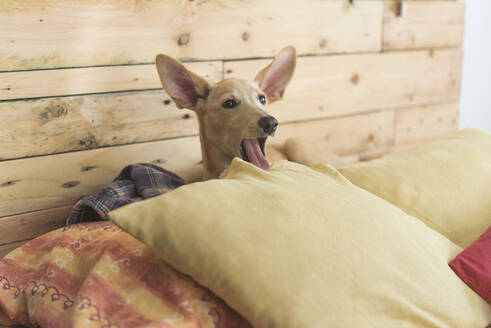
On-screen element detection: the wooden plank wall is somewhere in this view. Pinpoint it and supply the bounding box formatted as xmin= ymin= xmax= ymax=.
xmin=0 ymin=0 xmax=465 ymax=258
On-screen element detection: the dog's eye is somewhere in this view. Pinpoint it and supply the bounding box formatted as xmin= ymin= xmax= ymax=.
xmin=222 ymin=99 xmax=238 ymax=109
xmin=258 ymin=95 xmax=266 ymax=105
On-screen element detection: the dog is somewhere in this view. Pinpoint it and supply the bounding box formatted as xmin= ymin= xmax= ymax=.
xmin=155 ymin=46 xmax=296 ymax=180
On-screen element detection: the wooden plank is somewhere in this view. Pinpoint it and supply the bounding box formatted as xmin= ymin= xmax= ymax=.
xmin=2 ymin=49 xmax=461 ymax=103
xmin=0 ymin=0 xmax=382 ymax=71
xmin=383 ymin=1 xmax=465 ymax=50
xmin=0 ymin=206 xmax=70 ymax=245
xmin=0 ymin=91 xmax=199 ymax=160
xmin=0 ymin=112 xmax=394 ymax=218
xmin=0 ymin=61 xmax=222 ymax=100
xmin=1 ymin=49 xmax=461 ymax=160
xmin=394 ymin=102 xmax=459 ymax=145
xmin=225 ymin=49 xmax=462 ymax=123
xmin=0 ymin=136 xmax=203 ymax=218
xmin=272 ymin=110 xmax=395 ymax=156
xmin=0 ymin=240 xmax=28 ymax=259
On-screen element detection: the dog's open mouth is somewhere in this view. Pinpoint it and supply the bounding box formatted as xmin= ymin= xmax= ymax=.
xmin=240 ymin=137 xmax=270 ymax=170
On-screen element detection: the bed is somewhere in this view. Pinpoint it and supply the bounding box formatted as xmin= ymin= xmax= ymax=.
xmin=2 ymin=1 xmax=485 ymax=327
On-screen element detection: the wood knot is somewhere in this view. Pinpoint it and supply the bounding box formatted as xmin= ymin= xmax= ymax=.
xmin=78 ymin=135 xmax=98 ymax=149
xmin=178 ymin=33 xmax=190 ymax=46
xmin=152 ymin=158 xmax=167 ymax=164
xmin=81 ymin=166 xmax=96 ymax=172
xmin=183 ymin=113 xmax=191 ymax=119
xmin=0 ymin=180 xmax=20 ymax=187
xmin=226 ymin=69 xmax=233 ymax=74
xmin=395 ymin=0 xmax=407 ymax=17
xmin=40 ymin=102 xmax=68 ymax=121
xmin=319 ymin=39 xmax=327 ymax=48
xmin=351 ymin=73 xmax=359 ymax=85
xmin=242 ymin=32 xmax=249 ymax=41
xmin=61 ymin=181 xmax=80 ymax=188
xmin=163 ymin=99 xmax=171 ymax=105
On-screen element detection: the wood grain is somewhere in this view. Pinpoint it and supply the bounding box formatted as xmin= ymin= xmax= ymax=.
xmin=0 ymin=111 xmax=395 ymax=218
xmin=0 ymin=61 xmax=222 ymax=100
xmin=3 ymin=50 xmax=461 ymax=104
xmin=226 ymin=49 xmax=462 ymax=123
xmin=0 ymin=61 xmax=220 ymax=160
xmin=0 ymin=135 xmax=203 ymax=219
xmin=272 ymin=110 xmax=395 ymax=156
xmin=0 ymin=206 xmax=70 ymax=245
xmin=1 ymin=49 xmax=461 ymax=160
xmin=0 ymin=90 xmax=199 ymax=160
xmin=0 ymin=0 xmax=382 ymax=70
xmin=394 ymin=102 xmax=459 ymax=145
xmin=383 ymin=1 xmax=465 ymax=50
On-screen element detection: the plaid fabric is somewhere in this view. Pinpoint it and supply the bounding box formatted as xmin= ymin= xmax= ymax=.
xmin=66 ymin=163 xmax=185 ymax=225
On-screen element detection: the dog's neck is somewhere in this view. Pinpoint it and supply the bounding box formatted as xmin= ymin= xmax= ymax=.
xmin=196 ymin=113 xmax=232 ymax=180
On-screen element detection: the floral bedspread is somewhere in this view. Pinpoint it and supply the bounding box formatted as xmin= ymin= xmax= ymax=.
xmin=0 ymin=222 xmax=252 ymax=328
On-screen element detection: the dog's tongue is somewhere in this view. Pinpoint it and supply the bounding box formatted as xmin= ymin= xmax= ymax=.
xmin=243 ymin=139 xmax=270 ymax=170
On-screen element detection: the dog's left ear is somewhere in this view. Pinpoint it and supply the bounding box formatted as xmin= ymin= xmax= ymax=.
xmin=254 ymin=46 xmax=296 ymax=103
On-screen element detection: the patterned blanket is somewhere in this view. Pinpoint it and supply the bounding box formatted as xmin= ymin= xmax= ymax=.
xmin=0 ymin=222 xmax=251 ymax=328
xmin=67 ymin=163 xmax=185 ymax=225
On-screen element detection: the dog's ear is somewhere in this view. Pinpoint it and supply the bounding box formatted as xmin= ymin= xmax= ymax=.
xmin=155 ymin=54 xmax=210 ymax=110
xmin=254 ymin=46 xmax=296 ymax=103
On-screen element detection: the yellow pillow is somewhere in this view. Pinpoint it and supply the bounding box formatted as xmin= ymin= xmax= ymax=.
xmin=109 ymin=159 xmax=491 ymax=328
xmin=340 ymin=129 xmax=491 ymax=248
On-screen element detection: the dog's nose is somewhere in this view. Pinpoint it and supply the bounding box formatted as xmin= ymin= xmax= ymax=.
xmin=258 ymin=116 xmax=279 ymax=135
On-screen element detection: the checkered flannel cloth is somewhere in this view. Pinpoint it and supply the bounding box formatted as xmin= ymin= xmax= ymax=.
xmin=66 ymin=163 xmax=185 ymax=225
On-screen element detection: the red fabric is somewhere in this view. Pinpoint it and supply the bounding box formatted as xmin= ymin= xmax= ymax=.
xmin=449 ymin=225 xmax=491 ymax=302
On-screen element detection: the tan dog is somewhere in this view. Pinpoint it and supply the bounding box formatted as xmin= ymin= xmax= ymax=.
xmin=155 ymin=46 xmax=296 ymax=180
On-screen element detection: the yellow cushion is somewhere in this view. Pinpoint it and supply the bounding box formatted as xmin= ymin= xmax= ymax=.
xmin=340 ymin=129 xmax=491 ymax=248
xmin=109 ymin=159 xmax=491 ymax=328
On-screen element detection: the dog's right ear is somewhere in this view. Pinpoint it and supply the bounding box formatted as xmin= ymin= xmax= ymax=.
xmin=155 ymin=54 xmax=210 ymax=110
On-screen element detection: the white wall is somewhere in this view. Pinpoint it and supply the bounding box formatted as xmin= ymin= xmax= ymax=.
xmin=459 ymin=0 xmax=491 ymax=131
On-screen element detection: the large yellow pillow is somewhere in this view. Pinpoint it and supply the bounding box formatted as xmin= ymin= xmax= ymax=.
xmin=340 ymin=129 xmax=491 ymax=248
xmin=109 ymin=159 xmax=491 ymax=328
